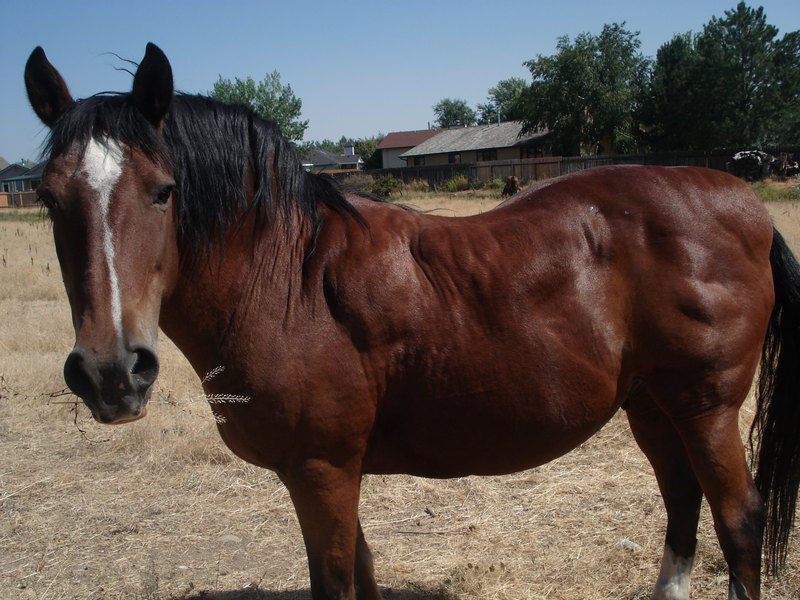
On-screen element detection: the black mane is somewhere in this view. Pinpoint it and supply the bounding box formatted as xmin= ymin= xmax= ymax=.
xmin=44 ymin=93 xmax=362 ymax=256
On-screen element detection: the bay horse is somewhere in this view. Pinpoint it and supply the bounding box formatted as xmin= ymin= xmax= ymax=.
xmin=25 ymin=43 xmax=800 ymax=600
xmin=501 ymin=174 xmax=522 ymax=197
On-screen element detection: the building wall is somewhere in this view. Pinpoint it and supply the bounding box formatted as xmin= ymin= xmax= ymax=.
xmin=407 ymin=151 xmax=477 ymax=166
xmin=499 ymin=148 xmax=526 ymax=161
xmin=381 ymin=148 xmax=411 ymax=169
xmin=403 ymin=147 xmax=537 ymax=167
xmin=4 ymin=178 xmax=38 ymax=193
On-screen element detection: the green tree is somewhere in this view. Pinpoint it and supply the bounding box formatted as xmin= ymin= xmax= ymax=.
xmin=433 ymin=98 xmax=477 ymax=128
xmin=353 ymin=136 xmax=384 ymax=170
xmin=642 ymin=2 xmax=800 ymax=151
xmin=477 ymin=77 xmax=528 ymax=124
xmin=210 ymin=72 xmax=309 ymax=144
xmin=519 ymin=23 xmax=648 ymax=155
xmin=696 ymin=2 xmax=779 ymax=148
xmin=300 ymin=138 xmax=339 ymax=155
xmin=639 ymin=33 xmax=701 ymax=150
xmin=771 ymin=31 xmax=800 ymax=142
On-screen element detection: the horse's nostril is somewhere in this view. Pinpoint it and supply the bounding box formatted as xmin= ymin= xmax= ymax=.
xmin=131 ymin=347 xmax=159 ymax=388
xmin=64 ymin=350 xmax=98 ymax=402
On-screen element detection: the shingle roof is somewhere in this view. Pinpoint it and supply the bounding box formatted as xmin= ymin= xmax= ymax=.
xmin=399 ymin=121 xmax=546 ymax=158
xmin=303 ymin=148 xmax=362 ymax=168
xmin=2 ymin=161 xmax=45 ymax=182
xmin=377 ymin=129 xmax=443 ymax=150
xmin=0 ymin=163 xmax=31 ymax=181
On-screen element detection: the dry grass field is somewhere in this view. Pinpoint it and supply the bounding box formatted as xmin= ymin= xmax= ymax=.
xmin=1 ymin=182 xmax=800 ymax=600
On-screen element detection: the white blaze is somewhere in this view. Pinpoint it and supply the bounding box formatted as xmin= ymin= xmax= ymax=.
xmin=81 ymin=137 xmax=125 ymax=340
xmin=652 ymin=544 xmax=694 ymax=600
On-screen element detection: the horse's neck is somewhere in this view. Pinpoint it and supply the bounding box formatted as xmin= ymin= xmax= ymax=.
xmin=159 ymin=211 xmax=313 ymax=380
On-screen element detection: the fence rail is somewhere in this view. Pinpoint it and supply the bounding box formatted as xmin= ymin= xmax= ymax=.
xmin=363 ymin=157 xmax=561 ymax=188
xmin=354 ymin=150 xmax=745 ymax=189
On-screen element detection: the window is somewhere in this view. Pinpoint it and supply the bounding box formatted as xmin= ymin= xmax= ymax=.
xmin=477 ymin=149 xmax=497 ymax=162
xmin=413 ymin=156 xmax=426 ymax=166
xmin=448 ymin=152 xmax=461 ymax=164
xmin=521 ymin=146 xmax=544 ymax=159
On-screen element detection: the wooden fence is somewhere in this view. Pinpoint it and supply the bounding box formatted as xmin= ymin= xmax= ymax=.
xmin=0 ymin=191 xmax=38 ymax=209
xmin=357 ymin=150 xmax=737 ymax=189
xmin=363 ymin=157 xmax=561 ymax=188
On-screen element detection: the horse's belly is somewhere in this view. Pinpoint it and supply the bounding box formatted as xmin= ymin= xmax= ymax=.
xmin=362 ymin=389 xmax=621 ymax=478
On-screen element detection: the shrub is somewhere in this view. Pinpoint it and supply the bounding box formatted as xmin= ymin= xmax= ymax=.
xmin=340 ymin=173 xmax=374 ymax=193
xmin=443 ymin=175 xmax=471 ymax=193
xmin=404 ymin=179 xmax=430 ymax=193
xmin=487 ymin=177 xmax=506 ymax=191
xmin=751 ymin=181 xmax=800 ymax=202
xmin=371 ymin=175 xmax=403 ymax=198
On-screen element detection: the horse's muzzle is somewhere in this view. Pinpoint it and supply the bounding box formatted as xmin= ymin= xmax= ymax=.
xmin=63 ymin=345 xmax=159 ymax=424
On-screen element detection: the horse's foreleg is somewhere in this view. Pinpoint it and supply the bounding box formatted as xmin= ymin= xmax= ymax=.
xmin=281 ymin=458 xmax=368 ymax=600
xmin=626 ymin=393 xmax=702 ymax=600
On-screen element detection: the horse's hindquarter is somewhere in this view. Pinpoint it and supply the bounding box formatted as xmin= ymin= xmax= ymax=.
xmin=342 ymin=167 xmax=775 ymax=478
xmin=600 ymin=167 xmax=774 ymax=391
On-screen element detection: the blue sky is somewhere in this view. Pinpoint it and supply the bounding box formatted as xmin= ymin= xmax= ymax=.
xmin=3 ymin=0 xmax=800 ymax=163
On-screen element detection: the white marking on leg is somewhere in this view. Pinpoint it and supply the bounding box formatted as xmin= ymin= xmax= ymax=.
xmin=81 ymin=137 xmax=125 ymax=340
xmin=652 ymin=544 xmax=694 ymax=600
xmin=728 ymin=579 xmax=751 ymax=600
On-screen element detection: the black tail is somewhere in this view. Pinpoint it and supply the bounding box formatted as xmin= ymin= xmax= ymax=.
xmin=751 ymin=227 xmax=800 ymax=574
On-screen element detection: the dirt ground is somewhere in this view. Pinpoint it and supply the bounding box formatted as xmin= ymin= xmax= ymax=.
xmin=1 ymin=183 xmax=799 ymax=600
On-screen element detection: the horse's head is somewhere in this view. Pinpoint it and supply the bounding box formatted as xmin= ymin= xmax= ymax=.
xmin=25 ymin=44 xmax=178 ymax=424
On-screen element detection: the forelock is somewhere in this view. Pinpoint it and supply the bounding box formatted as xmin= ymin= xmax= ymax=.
xmin=44 ymin=94 xmax=171 ymax=169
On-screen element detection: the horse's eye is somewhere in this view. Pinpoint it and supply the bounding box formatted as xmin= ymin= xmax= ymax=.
xmin=154 ymin=185 xmax=174 ymax=206
xmin=37 ymin=188 xmax=57 ymax=211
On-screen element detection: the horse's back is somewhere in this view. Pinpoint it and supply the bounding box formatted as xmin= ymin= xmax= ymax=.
xmin=497 ymin=165 xmax=768 ymax=233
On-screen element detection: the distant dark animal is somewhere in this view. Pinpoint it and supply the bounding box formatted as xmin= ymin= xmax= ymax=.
xmin=501 ymin=175 xmax=522 ymax=196
xmin=26 ymin=43 xmax=800 ymax=600
xmin=771 ymin=155 xmax=800 ymax=178
xmin=730 ymin=150 xmax=773 ymax=180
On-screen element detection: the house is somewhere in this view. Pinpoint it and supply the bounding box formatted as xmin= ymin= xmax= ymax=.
xmin=0 ymin=161 xmax=45 ymax=208
xmin=377 ymin=128 xmax=442 ymax=169
xmin=0 ymin=162 xmax=35 ymax=192
xmin=399 ymin=121 xmax=549 ymax=166
xmin=1 ymin=161 xmax=45 ymax=193
xmin=302 ymin=145 xmax=363 ymax=173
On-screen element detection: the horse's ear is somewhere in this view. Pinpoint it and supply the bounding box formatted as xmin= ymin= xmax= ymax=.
xmin=25 ymin=47 xmax=74 ymax=128
xmin=131 ymin=43 xmax=173 ymax=127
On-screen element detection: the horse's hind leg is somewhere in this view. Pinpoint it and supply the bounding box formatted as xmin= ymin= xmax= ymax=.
xmin=355 ymin=520 xmax=381 ymax=600
xmin=642 ymin=370 xmax=766 ymax=600
xmin=626 ymin=389 xmax=703 ymax=600
xmin=672 ymin=406 xmax=764 ymax=600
